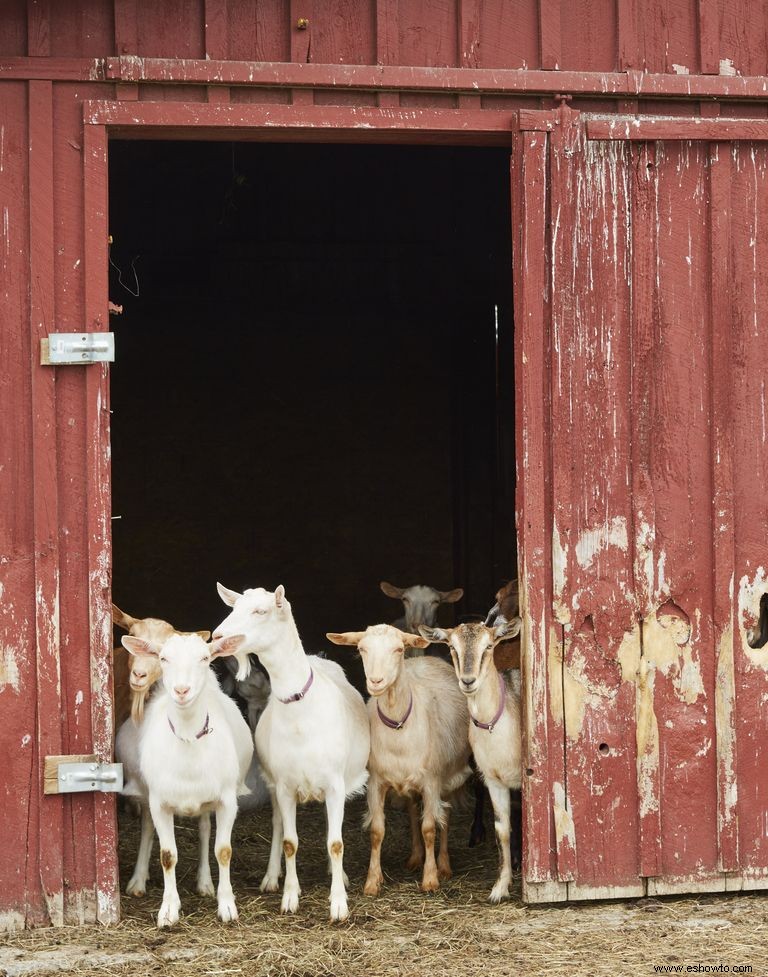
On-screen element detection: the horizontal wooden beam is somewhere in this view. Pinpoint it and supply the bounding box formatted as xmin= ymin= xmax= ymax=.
xmin=83 ymin=101 xmax=515 ymax=144
xmin=588 ymin=117 xmax=768 ymax=140
xmin=4 ymin=55 xmax=768 ymax=102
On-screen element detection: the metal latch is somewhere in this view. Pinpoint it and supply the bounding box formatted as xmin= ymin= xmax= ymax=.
xmin=41 ymin=332 xmax=115 ymax=365
xmin=57 ymin=761 xmax=123 ymax=794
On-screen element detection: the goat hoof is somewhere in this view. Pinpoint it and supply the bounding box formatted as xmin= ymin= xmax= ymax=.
xmin=280 ymin=890 xmax=300 ymax=914
xmin=197 ymin=879 xmax=215 ymax=898
xmin=218 ymin=898 xmax=238 ymax=923
xmin=329 ymin=895 xmax=349 ymax=922
xmin=421 ymin=876 xmax=440 ymax=893
xmin=260 ymin=875 xmax=280 ymax=893
xmin=157 ymin=899 xmax=180 ymax=928
xmin=468 ymin=828 xmax=486 ymax=848
xmin=363 ymin=878 xmax=381 ymax=897
xmin=489 ymin=881 xmax=511 ymax=903
xmin=437 ymin=863 xmax=452 ymax=881
xmin=405 ymin=853 xmax=424 ymax=872
xmin=125 ymin=878 xmax=146 ymax=897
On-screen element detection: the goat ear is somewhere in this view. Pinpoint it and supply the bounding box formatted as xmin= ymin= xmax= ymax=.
xmin=217 ymin=582 xmax=242 ymax=607
xmin=326 ymin=631 xmax=365 ymax=646
xmin=274 ymin=584 xmax=286 ymax=608
xmin=493 ymin=617 xmax=521 ymax=642
xmin=401 ymin=630 xmax=430 ymax=649
xmin=121 ymin=635 xmax=160 ymax=657
xmin=197 ymin=630 xmax=212 ymax=641
xmin=211 ymin=634 xmax=246 ymax=658
xmin=112 ymin=604 xmax=137 ymax=631
xmin=380 ymin=581 xmax=405 ymax=599
xmin=439 ymin=587 xmax=463 ymax=604
xmin=418 ymin=625 xmax=451 ymax=644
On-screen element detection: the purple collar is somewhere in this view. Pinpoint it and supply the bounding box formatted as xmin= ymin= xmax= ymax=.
xmin=377 ymin=692 xmax=413 ymax=730
xmin=471 ymin=672 xmax=506 ymax=733
xmin=168 ymin=712 xmax=212 ymax=742
xmin=277 ymin=668 xmax=314 ymax=704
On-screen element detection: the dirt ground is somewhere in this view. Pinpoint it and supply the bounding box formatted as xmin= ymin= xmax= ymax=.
xmin=2 ymin=797 xmax=767 ymax=977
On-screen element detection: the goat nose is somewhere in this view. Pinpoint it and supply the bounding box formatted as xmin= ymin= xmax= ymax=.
xmin=369 ymin=677 xmax=384 ymax=686
xmin=460 ymin=676 xmax=475 ymax=687
xmin=132 ymin=669 xmax=147 ymax=681
xmin=174 ymin=685 xmax=190 ymax=698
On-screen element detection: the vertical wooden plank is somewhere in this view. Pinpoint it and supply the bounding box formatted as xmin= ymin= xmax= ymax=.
xmin=375 ymin=0 xmax=398 ymax=64
xmin=617 ymin=0 xmax=638 ymax=70
xmin=204 ymin=0 xmax=230 ymax=103
xmin=629 ymin=141 xmax=662 ymax=880
xmin=458 ymin=0 xmax=481 ymax=68
xmin=290 ymin=0 xmax=313 ymax=63
xmin=549 ymin=108 xmax=641 ymax=896
xmin=730 ymin=141 xmax=768 ymax=891
xmin=538 ymin=0 xmax=561 ymax=69
xmin=512 ymin=119 xmax=567 ymax=902
xmin=113 ymin=0 xmax=139 ymax=100
xmin=697 ymin=0 xmax=719 ymax=73
xmin=83 ymin=120 xmax=119 ymax=925
xmin=709 ymin=143 xmax=739 ymax=875
xmin=27 ymin=0 xmax=51 ymax=57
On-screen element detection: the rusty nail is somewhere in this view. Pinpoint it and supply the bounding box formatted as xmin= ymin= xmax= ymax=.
xmin=296 ymin=17 xmax=309 ymax=29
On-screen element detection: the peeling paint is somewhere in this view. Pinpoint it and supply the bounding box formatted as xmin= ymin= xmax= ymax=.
xmin=636 ymin=654 xmax=660 ymax=817
xmin=0 ymin=646 xmax=20 ymax=693
xmin=552 ymin=519 xmax=569 ymax=623
xmin=553 ymin=781 xmax=576 ymax=853
xmin=575 ymin=515 xmax=628 ymax=569
xmin=740 ymin=567 xmax=768 ymax=668
xmin=643 ymin=608 xmax=705 ymax=705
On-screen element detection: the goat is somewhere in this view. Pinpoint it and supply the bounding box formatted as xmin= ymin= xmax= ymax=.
xmin=216 ymin=654 xmax=271 ymax=812
xmin=112 ymin=603 xmax=211 ymax=727
xmin=213 ymin=583 xmax=369 ymax=922
xmin=120 ymin=632 xmax=253 ymax=927
xmin=380 ymin=581 xmax=463 ymax=656
xmin=327 ymin=624 xmax=471 ymax=895
xmin=420 ymin=618 xmax=522 ymax=902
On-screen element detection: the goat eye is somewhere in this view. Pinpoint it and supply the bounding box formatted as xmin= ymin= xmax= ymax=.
xmin=159 ymin=657 xmax=167 ymax=663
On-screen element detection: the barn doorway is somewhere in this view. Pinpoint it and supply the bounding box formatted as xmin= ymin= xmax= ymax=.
xmin=107 ymin=141 xmax=515 ymax=661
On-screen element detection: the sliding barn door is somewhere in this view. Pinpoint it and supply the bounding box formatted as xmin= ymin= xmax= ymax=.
xmin=513 ymin=104 xmax=768 ymax=902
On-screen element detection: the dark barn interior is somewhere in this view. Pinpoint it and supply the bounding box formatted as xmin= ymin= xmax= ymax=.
xmin=108 ymin=140 xmax=515 ymax=670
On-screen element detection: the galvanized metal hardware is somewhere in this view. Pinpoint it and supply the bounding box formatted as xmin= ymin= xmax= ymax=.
xmin=41 ymin=332 xmax=115 ymax=365
xmin=57 ymin=761 xmax=123 ymax=794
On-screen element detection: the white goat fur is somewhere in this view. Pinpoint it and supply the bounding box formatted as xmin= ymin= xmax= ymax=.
xmin=421 ymin=619 xmax=523 ymax=902
xmin=327 ymin=624 xmax=471 ymax=895
xmin=379 ymin=581 xmax=463 ymax=657
xmin=120 ymin=632 xmax=253 ymax=927
xmin=214 ymin=583 xmax=369 ymax=922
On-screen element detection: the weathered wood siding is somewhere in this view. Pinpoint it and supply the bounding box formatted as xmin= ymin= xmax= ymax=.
xmin=2 ymin=0 xmax=768 ymax=929
xmin=514 ymin=104 xmax=768 ymax=901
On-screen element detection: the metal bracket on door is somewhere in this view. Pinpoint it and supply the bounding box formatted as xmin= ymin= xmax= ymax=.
xmin=41 ymin=332 xmax=115 ymax=365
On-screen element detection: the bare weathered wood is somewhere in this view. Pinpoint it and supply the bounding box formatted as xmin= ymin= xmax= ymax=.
xmin=43 ymin=755 xmax=98 ymax=795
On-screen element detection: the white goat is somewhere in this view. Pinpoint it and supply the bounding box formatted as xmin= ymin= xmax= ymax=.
xmin=120 ymin=632 xmax=253 ymax=927
xmin=327 ymin=624 xmax=471 ymax=895
xmin=213 ymin=583 xmax=369 ymax=922
xmin=421 ymin=619 xmax=522 ymax=902
xmin=380 ymin=581 xmax=463 ymax=656
xmin=217 ymin=654 xmax=271 ymax=812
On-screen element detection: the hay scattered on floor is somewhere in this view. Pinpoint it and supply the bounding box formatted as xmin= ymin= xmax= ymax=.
xmin=3 ymin=797 xmax=768 ymax=977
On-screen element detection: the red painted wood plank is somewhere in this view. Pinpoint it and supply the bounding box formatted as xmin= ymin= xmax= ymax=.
xmin=290 ymin=0 xmax=313 ymax=63
xmin=511 ymin=121 xmax=566 ymax=899
xmin=28 ymin=77 xmax=64 ymax=928
xmin=560 ymin=0 xmax=617 ymax=72
xmin=0 ymin=57 xmax=105 ymax=80
xmin=83 ymin=100 xmax=517 ymax=137
xmin=709 ymin=145 xmax=738 ymax=875
xmin=478 ymin=0 xmax=539 ymax=71
xmin=26 ymin=0 xmax=51 ymax=57
xmin=458 ymin=0 xmax=481 ymax=69
xmin=628 ymin=142 xmax=662 ymax=879
xmin=101 ymin=54 xmax=768 ymax=100
xmin=82 ymin=121 xmax=119 ymax=925
xmin=617 ymin=0 xmax=639 ymax=70
xmin=114 ymin=0 xmax=138 ymax=54
xmin=730 ymin=142 xmax=768 ymax=887
xmin=589 ymin=117 xmax=768 ymax=140
xmin=0 ymin=78 xmax=44 ymax=934
xmin=375 ymin=0 xmax=398 ymax=65
xmin=204 ymin=0 xmax=230 ymax=103
xmin=697 ymin=0 xmax=719 ymax=74
xmin=645 ymin=141 xmax=719 ymax=891
xmin=538 ymin=0 xmax=561 ymax=69
xmin=547 ymin=110 xmax=641 ymax=895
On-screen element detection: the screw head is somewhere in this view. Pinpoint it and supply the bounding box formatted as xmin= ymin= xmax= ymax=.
xmin=296 ymin=17 xmax=309 ymax=29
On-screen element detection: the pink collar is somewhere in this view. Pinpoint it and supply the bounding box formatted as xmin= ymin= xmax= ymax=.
xmin=168 ymin=712 xmax=212 ymax=742
xmin=471 ymin=672 xmax=506 ymax=732
xmin=277 ymin=668 xmax=314 ymax=704
xmin=377 ymin=692 xmax=413 ymax=730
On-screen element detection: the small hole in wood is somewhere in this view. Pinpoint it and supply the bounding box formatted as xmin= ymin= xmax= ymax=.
xmin=525 ymin=768 xmax=535 ymax=776
xmin=598 ymin=743 xmax=610 ymax=755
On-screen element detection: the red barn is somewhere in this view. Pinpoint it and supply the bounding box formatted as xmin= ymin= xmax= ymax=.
xmin=2 ymin=0 xmax=768 ymax=930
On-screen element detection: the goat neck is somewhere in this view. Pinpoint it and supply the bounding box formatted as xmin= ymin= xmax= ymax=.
xmin=466 ymin=660 xmax=505 ymax=729
xmin=261 ymin=626 xmax=313 ymax=703
xmin=377 ymin=662 xmax=413 ymax=725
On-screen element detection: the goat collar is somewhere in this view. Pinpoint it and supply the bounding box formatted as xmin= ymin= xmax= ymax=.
xmin=277 ymin=667 xmax=314 ymax=704
xmin=471 ymin=672 xmax=506 ymax=733
xmin=377 ymin=691 xmax=413 ymax=730
xmin=168 ymin=712 xmax=212 ymax=742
